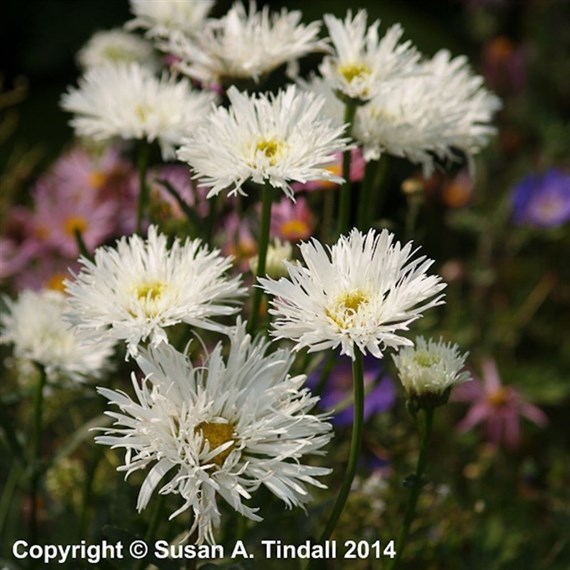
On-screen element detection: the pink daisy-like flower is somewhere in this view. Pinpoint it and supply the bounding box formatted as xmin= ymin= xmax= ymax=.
xmin=220 ymin=212 xmax=257 ymax=271
xmin=452 ymin=359 xmax=547 ymax=450
xmin=270 ymin=197 xmax=315 ymax=242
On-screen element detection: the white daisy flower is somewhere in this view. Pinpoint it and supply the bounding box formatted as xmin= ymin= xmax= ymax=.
xmin=177 ymin=84 xmax=351 ymax=199
xmin=259 ymin=228 xmax=446 ymax=360
xmin=320 ymin=9 xmax=420 ymax=103
xmin=127 ymin=0 xmax=214 ymax=38
xmin=61 ymin=62 xmax=216 ymax=159
xmin=96 ymin=323 xmax=333 ymax=544
xmin=163 ymin=1 xmax=328 ymax=85
xmin=77 ymin=29 xmax=159 ymax=71
xmin=392 ymin=336 xmax=471 ymax=407
xmin=64 ymin=226 xmax=245 ymax=357
xmin=0 ymin=289 xmax=114 ymax=383
xmin=297 ymin=74 xmax=345 ymax=128
xmin=353 ymin=49 xmax=501 ymax=173
xmin=249 ymin=238 xmax=293 ymax=278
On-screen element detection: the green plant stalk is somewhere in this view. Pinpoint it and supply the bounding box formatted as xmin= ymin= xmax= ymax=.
xmin=356 ymin=158 xmax=376 ymax=229
xmin=0 ymin=462 xmax=21 ymax=540
xmin=73 ymin=227 xmax=91 ymax=261
xmin=336 ymin=102 xmax=358 ymax=236
xmin=135 ymin=141 xmax=150 ymax=234
xmin=404 ymin=194 xmax=423 ymax=242
xmin=30 ymin=364 xmax=47 ymax=544
xmin=248 ymin=182 xmax=273 ymax=335
xmin=316 ymin=351 xmax=364 ymax=544
xmin=389 ymin=407 xmax=435 ymax=570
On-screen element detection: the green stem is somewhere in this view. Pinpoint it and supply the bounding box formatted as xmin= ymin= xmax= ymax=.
xmin=317 ymin=351 xmax=364 ymax=543
xmin=389 ymin=407 xmax=435 ymax=570
xmin=336 ymin=102 xmax=358 ymax=236
xmin=73 ymin=228 xmax=92 ymax=261
xmin=0 ymin=462 xmax=21 ymax=540
xmin=313 ymin=351 xmax=337 ymax=398
xmin=368 ymin=156 xmax=388 ymax=225
xmin=30 ymin=365 xmax=47 ymax=544
xmin=206 ymin=193 xmax=219 ymax=245
xmin=404 ymin=195 xmax=423 ymax=242
xmin=356 ymin=158 xmax=375 ymax=229
xmin=135 ymin=141 xmax=150 ymax=235
xmin=248 ymin=182 xmax=273 ymax=335
xmin=0 ymin=396 xmax=25 ymax=465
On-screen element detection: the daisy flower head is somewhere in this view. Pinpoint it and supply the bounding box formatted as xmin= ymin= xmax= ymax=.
xmin=353 ymin=50 xmax=500 ymax=173
xmin=164 ymin=1 xmax=328 ymax=86
xmin=177 ymin=84 xmax=351 ymax=199
xmin=127 ymin=0 xmax=215 ymax=38
xmin=392 ymin=336 xmax=471 ymax=409
xmin=0 ymin=289 xmax=114 ymax=384
xmin=320 ymin=9 xmax=420 ymax=104
xmin=61 ymin=62 xmax=216 ymax=159
xmin=77 ymin=29 xmax=158 ymax=71
xmin=259 ymin=228 xmax=446 ymax=360
xmin=64 ymin=225 xmax=245 ymax=357
xmin=96 ymin=322 xmax=333 ymax=544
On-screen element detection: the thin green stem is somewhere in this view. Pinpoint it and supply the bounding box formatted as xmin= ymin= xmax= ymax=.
xmin=336 ymin=102 xmax=358 ymax=236
xmin=0 ymin=396 xmax=25 ymax=465
xmin=248 ymin=182 xmax=273 ymax=335
xmin=313 ymin=351 xmax=337 ymax=398
xmin=73 ymin=228 xmax=91 ymax=261
xmin=404 ymin=195 xmax=423 ymax=242
xmin=0 ymin=462 xmax=21 ymax=539
xmin=389 ymin=408 xmax=435 ymax=570
xmin=317 ymin=351 xmax=364 ymax=543
xmin=356 ymin=158 xmax=376 ymax=229
xmin=135 ymin=141 xmax=150 ymax=234
xmin=30 ymin=365 xmax=47 ymax=544
xmin=206 ymin=193 xmax=219 ymax=245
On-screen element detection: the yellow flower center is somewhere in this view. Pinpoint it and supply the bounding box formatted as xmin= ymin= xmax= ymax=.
xmin=338 ymin=62 xmax=372 ymax=84
xmin=254 ymin=138 xmax=285 ymax=166
xmin=194 ymin=421 xmax=236 ymax=467
xmin=46 ymin=273 xmax=67 ymax=293
xmin=89 ymin=170 xmax=107 ymax=189
xmin=134 ymin=281 xmax=166 ymax=301
xmin=280 ymin=219 xmax=310 ymax=241
xmin=64 ymin=215 xmax=88 ymax=237
xmin=129 ymin=280 xmax=168 ymax=317
xmin=326 ymin=289 xmax=369 ymax=328
xmin=487 ymin=388 xmax=509 ymax=408
xmin=413 ymin=352 xmax=442 ymax=368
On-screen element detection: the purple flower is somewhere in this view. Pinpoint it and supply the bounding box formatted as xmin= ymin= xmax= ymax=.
xmin=309 ymin=354 xmax=395 ymax=427
xmin=511 ymin=169 xmax=570 ymax=228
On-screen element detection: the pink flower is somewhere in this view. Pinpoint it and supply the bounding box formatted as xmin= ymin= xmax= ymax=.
xmin=270 ymin=196 xmax=315 ymax=242
xmin=292 ymin=148 xmax=365 ymax=193
xmin=452 ymin=359 xmax=547 ymax=450
xmin=220 ymin=212 xmax=257 ymax=271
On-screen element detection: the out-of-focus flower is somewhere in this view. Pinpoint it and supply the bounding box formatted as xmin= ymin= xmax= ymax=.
xmin=96 ymin=324 xmax=333 ymax=544
xmin=163 ymin=1 xmax=328 ymax=85
xmin=249 ymin=238 xmax=292 ymax=278
xmin=177 ymin=85 xmax=350 ymax=199
xmin=354 ymin=50 xmax=501 ymax=174
xmin=452 ymin=359 xmax=548 ymax=450
xmin=441 ymin=170 xmax=474 ymax=208
xmin=221 ymin=212 xmax=257 ymax=271
xmin=270 ymin=197 xmax=315 ymax=242
xmin=61 ymin=62 xmax=216 ymax=159
xmin=309 ymin=354 xmax=395 ymax=426
xmin=320 ymin=9 xmax=419 ymax=104
xmin=30 ymin=180 xmax=117 ymax=257
xmin=147 ymin=164 xmax=209 ymax=221
xmin=511 ymin=169 xmax=570 ymax=228
xmin=292 ymin=148 xmax=365 ymax=193
xmin=482 ymin=36 xmax=527 ymax=94
xmin=127 ymin=0 xmax=214 ymax=38
xmin=260 ymin=228 xmax=446 ymax=360
xmin=65 ymin=226 xmax=245 ymax=357
xmin=0 ymin=289 xmax=114 ymax=383
xmin=392 ymin=337 xmax=470 ymax=409
xmin=77 ymin=29 xmax=159 ymax=71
